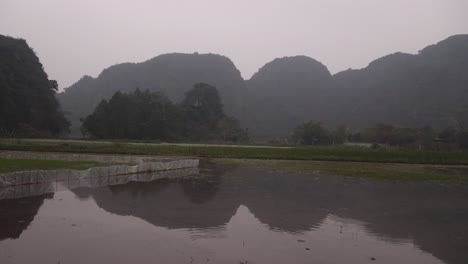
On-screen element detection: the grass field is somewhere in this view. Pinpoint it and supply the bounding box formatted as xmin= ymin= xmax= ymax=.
xmin=0 ymin=158 xmax=115 ymax=173
xmin=1 ymin=139 xmax=468 ymax=165
xmin=1 ymin=139 xmax=467 ymax=181
xmin=216 ymin=159 xmax=468 ymax=182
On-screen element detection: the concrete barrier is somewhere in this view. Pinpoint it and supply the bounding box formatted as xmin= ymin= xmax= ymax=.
xmin=0 ymin=167 xmax=199 ymax=200
xmin=0 ymin=159 xmax=199 ymax=187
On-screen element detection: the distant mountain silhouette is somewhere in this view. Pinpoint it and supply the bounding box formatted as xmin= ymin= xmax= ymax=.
xmin=59 ymin=35 xmax=468 ymax=138
xmin=332 ymin=34 xmax=468 ymax=130
xmin=58 ymin=53 xmax=246 ymax=134
xmin=244 ymin=56 xmax=334 ymax=138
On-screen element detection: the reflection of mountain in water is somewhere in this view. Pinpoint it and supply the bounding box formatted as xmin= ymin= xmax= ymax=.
xmin=1 ymin=164 xmax=467 ymax=264
xmin=86 ymin=177 xmax=238 ymax=229
xmin=0 ymin=193 xmax=53 ymax=241
xmin=85 ymin=165 xmax=468 ymax=264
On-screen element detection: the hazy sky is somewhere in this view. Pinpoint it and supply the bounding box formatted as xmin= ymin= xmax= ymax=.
xmin=1 ymin=0 xmax=467 ymax=90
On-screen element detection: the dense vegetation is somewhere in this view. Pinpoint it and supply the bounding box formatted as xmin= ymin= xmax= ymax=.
xmin=291 ymin=121 xmax=333 ymax=145
xmin=58 ymin=53 xmax=246 ymax=135
xmin=290 ymin=118 xmax=468 ymax=150
xmin=59 ymin=35 xmax=468 ymax=139
xmin=81 ymin=89 xmax=183 ymax=140
xmin=0 ymin=35 xmax=69 ymax=137
xmin=81 ymin=83 xmax=248 ymax=142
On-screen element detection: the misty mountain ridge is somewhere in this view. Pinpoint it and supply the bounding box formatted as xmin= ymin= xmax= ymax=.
xmin=58 ymin=53 xmax=245 ymax=133
xmin=58 ymin=34 xmax=468 ymax=138
xmin=244 ymin=56 xmax=334 ymax=137
xmin=332 ymin=34 xmax=468 ymax=131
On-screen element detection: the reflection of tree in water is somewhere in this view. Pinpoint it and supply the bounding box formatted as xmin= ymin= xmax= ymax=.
xmin=73 ymin=181 xmax=172 ymax=201
xmin=108 ymin=178 xmax=172 ymax=198
xmin=240 ymin=171 xmax=329 ymax=233
xmin=73 ymin=187 xmax=98 ymax=201
xmin=0 ymin=193 xmax=54 ymax=241
xmin=82 ymin=169 xmax=233 ymax=229
xmin=180 ymin=163 xmax=224 ymax=204
xmin=332 ymin=183 xmax=468 ymax=264
xmin=241 ymin=172 xmax=468 ymax=264
xmin=179 ymin=176 xmax=222 ymax=204
xmin=71 ymin=164 xmax=468 ymax=264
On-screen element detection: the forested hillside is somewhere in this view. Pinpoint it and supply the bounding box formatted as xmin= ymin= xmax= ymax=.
xmin=81 ymin=84 xmax=247 ymax=142
xmin=0 ymin=35 xmax=69 ymax=137
xmin=59 ymin=35 xmax=468 ymax=139
xmin=58 ymin=53 xmax=246 ymax=134
xmin=332 ymin=35 xmax=468 ymax=130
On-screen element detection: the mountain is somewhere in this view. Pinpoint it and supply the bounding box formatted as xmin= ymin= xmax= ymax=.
xmin=244 ymin=35 xmax=468 ymax=138
xmin=60 ymin=34 xmax=468 ymax=138
xmin=0 ymin=35 xmax=69 ymax=136
xmin=243 ymin=56 xmax=334 ymax=138
xmin=332 ymin=35 xmax=468 ymax=130
xmin=58 ymin=53 xmax=246 ymax=134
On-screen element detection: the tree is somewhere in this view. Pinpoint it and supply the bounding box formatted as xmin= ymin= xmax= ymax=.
xmin=216 ymin=116 xmax=249 ymax=143
xmin=81 ymin=100 xmax=110 ymax=138
xmin=354 ymin=124 xmax=436 ymax=148
xmin=82 ymin=84 xmax=247 ymax=142
xmin=181 ymin=83 xmax=224 ymax=140
xmin=415 ymin=126 xmax=436 ymax=149
xmin=457 ymin=131 xmax=468 ymax=149
xmin=0 ymin=35 xmax=69 ymax=136
xmin=81 ymin=89 xmax=182 ymax=140
xmin=439 ymin=127 xmax=457 ymax=143
xmin=333 ymin=124 xmax=350 ymax=144
xmin=182 ymin=83 xmax=223 ymax=127
xmin=291 ymin=121 xmax=331 ymax=145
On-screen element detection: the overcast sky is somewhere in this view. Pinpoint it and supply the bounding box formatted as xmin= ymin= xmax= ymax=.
xmin=1 ymin=0 xmax=467 ymax=90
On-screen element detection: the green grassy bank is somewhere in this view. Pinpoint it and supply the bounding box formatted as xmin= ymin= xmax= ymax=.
xmin=0 ymin=158 xmax=114 ymax=173
xmin=1 ymin=139 xmax=468 ymax=165
xmin=216 ymin=159 xmax=468 ymax=182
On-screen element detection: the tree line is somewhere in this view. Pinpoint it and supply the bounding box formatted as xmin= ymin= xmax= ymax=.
xmin=291 ymin=119 xmax=468 ymax=150
xmin=81 ymin=83 xmax=248 ymax=143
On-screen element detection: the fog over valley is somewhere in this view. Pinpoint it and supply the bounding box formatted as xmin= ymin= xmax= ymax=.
xmin=2 ymin=2 xmax=468 ymax=264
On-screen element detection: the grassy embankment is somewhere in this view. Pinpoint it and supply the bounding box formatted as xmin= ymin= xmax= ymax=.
xmin=1 ymin=139 xmax=468 ymax=181
xmin=0 ymin=158 xmax=115 ymax=174
xmin=216 ymin=159 xmax=468 ymax=182
xmin=1 ymin=139 xmax=468 ymax=164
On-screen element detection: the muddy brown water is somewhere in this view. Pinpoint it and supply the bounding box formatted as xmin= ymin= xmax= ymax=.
xmin=0 ymin=163 xmax=467 ymax=264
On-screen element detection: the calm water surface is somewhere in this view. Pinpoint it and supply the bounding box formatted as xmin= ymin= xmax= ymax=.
xmin=0 ymin=164 xmax=467 ymax=264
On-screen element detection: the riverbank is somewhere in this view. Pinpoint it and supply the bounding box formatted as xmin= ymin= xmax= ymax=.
xmin=1 ymin=139 xmax=468 ymax=165
xmin=0 ymin=149 xmax=467 ymax=182
xmin=0 ymin=158 xmax=113 ymax=174
xmin=0 ymin=151 xmax=198 ymax=174
xmin=215 ymin=159 xmax=468 ymax=182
